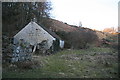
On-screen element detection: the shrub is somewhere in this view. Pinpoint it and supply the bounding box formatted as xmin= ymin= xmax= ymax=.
xmin=67 ymin=29 xmax=99 ymax=49
xmin=56 ymin=29 xmax=98 ymax=49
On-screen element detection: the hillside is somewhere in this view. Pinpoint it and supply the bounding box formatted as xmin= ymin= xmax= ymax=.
xmin=2 ymin=18 xmax=118 ymax=78
xmin=42 ymin=18 xmax=78 ymax=32
xmin=3 ymin=47 xmax=118 ymax=78
xmin=43 ymin=18 xmax=109 ymax=39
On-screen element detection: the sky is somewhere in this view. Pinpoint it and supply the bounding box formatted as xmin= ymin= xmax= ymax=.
xmin=50 ymin=0 xmax=119 ymax=31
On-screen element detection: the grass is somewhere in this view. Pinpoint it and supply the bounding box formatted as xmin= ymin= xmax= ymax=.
xmin=2 ymin=47 xmax=118 ymax=78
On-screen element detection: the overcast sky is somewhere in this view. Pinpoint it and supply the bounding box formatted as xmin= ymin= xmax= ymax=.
xmin=50 ymin=0 xmax=119 ymax=31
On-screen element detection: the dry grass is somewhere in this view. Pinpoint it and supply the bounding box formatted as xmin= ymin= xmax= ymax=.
xmin=2 ymin=47 xmax=118 ymax=78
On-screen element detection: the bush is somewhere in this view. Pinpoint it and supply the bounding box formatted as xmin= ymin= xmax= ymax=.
xmin=65 ymin=30 xmax=98 ymax=49
xmin=56 ymin=29 xmax=99 ymax=49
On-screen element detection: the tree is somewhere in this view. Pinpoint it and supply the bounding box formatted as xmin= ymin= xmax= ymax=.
xmin=103 ymin=27 xmax=116 ymax=33
xmin=2 ymin=2 xmax=52 ymax=36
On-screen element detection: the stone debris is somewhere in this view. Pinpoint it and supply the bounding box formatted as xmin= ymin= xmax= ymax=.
xmin=2 ymin=35 xmax=33 ymax=63
xmin=11 ymin=40 xmax=33 ymax=62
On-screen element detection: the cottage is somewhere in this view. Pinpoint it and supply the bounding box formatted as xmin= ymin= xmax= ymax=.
xmin=14 ymin=21 xmax=64 ymax=54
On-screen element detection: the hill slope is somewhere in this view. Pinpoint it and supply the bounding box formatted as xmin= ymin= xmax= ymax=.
xmin=43 ymin=18 xmax=109 ymax=39
xmin=42 ymin=18 xmax=77 ymax=32
xmin=3 ymin=47 xmax=118 ymax=78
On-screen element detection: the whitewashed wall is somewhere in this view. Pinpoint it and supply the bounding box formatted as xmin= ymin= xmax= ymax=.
xmin=14 ymin=22 xmax=55 ymax=49
xmin=60 ymin=40 xmax=64 ymax=48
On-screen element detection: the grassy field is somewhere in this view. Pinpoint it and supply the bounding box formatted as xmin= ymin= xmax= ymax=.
xmin=2 ymin=47 xmax=118 ymax=78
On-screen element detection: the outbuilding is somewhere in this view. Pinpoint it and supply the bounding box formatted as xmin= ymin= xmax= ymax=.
xmin=14 ymin=21 xmax=64 ymax=53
